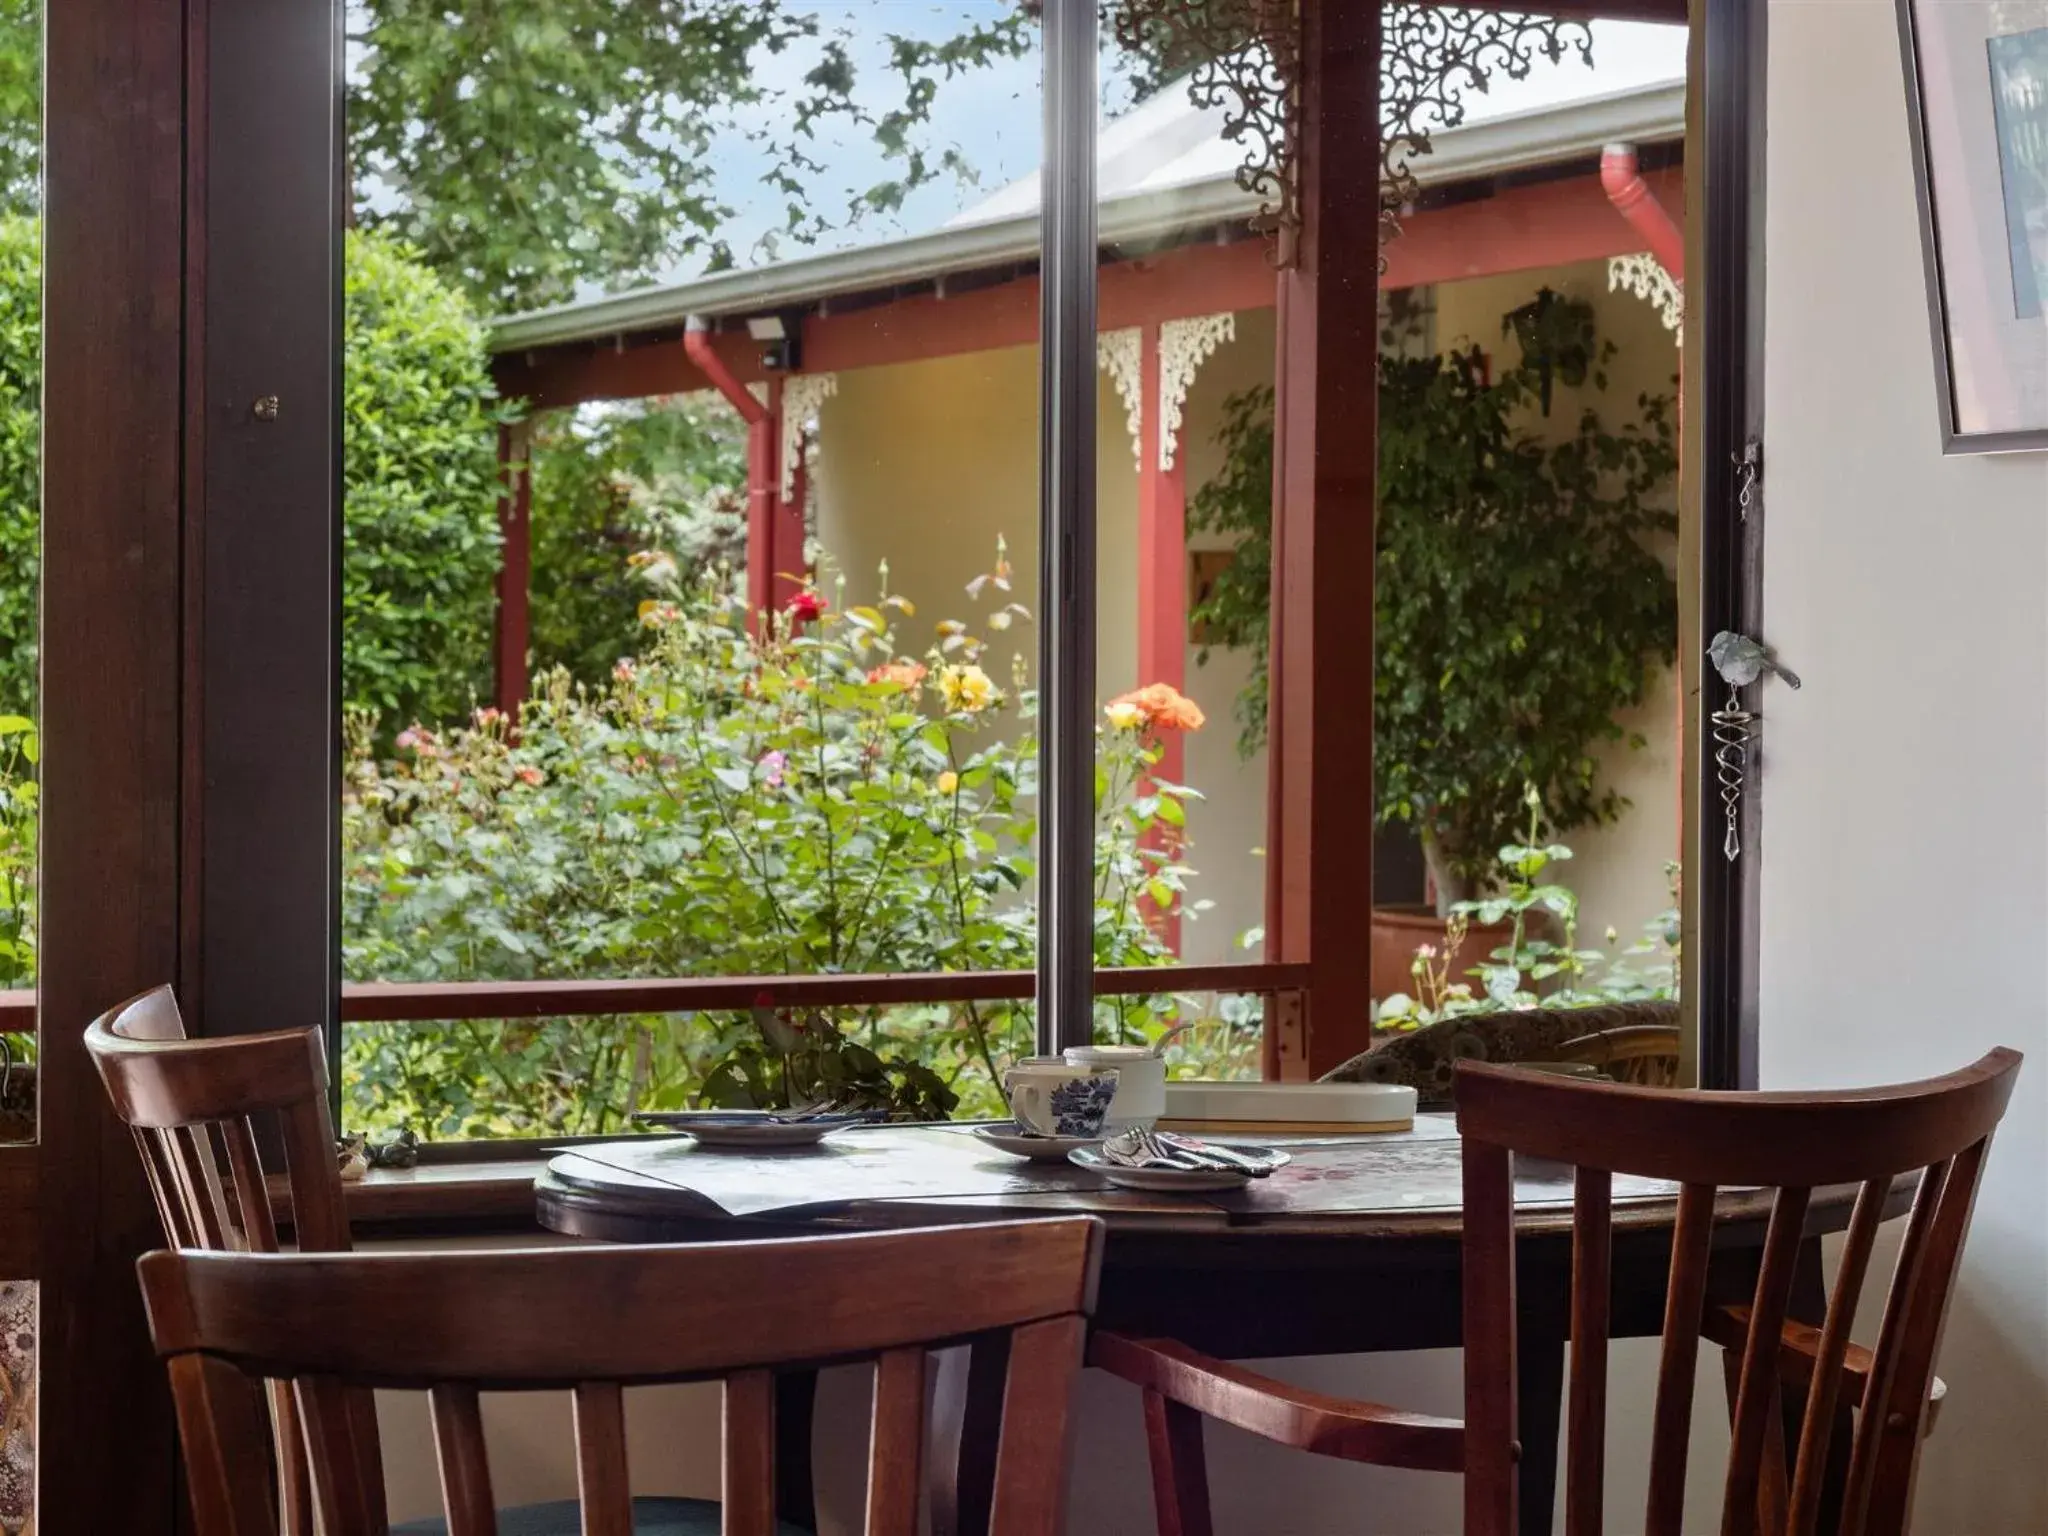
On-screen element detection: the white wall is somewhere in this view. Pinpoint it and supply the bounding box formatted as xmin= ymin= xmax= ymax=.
xmin=1758 ymin=1 xmax=2048 ymax=1529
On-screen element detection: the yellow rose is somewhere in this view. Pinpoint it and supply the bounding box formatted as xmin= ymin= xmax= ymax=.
xmin=1104 ymin=700 xmax=1145 ymax=731
xmin=936 ymin=770 xmax=960 ymax=795
xmin=939 ymin=664 xmax=997 ymax=714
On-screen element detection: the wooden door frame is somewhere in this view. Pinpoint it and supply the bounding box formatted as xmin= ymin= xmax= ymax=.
xmin=32 ymin=0 xmax=189 ymax=1528
xmin=1689 ymin=0 xmax=1768 ymax=1090
xmin=22 ymin=0 xmax=342 ymax=1530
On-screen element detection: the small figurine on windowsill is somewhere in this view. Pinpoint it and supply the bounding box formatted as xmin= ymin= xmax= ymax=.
xmin=335 ymin=1127 xmax=420 ymax=1182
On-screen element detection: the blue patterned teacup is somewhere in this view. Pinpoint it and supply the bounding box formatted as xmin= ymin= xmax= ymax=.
xmin=1003 ymin=1060 xmax=1121 ymax=1138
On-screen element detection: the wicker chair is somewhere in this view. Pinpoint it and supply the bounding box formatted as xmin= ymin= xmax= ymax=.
xmin=1321 ymin=1000 xmax=1682 ymax=1107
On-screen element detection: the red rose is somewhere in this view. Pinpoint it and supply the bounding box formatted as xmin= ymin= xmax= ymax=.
xmin=785 ymin=589 xmax=826 ymax=622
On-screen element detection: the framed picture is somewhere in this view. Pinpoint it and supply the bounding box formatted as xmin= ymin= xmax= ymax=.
xmin=1899 ymin=0 xmax=2048 ymax=452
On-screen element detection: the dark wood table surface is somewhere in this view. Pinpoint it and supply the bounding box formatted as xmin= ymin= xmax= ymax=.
xmin=535 ymin=1119 xmax=1889 ymax=1536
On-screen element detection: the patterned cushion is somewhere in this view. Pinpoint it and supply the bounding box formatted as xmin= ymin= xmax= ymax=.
xmin=395 ymin=1498 xmax=808 ymax=1535
xmin=0 ymin=1281 xmax=31 ymax=1536
xmin=1319 ymin=1002 xmax=1680 ymax=1109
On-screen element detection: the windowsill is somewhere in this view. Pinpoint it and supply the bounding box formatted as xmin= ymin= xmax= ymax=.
xmin=272 ymin=1158 xmax=551 ymax=1234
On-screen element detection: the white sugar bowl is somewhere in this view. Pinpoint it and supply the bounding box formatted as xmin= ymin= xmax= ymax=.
xmin=1062 ymin=1044 xmax=1167 ymax=1129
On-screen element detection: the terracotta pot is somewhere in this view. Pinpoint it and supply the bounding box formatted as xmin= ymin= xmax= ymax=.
xmin=1370 ymin=904 xmax=1517 ymax=1004
xmin=0 ymin=1059 xmax=31 ymax=1144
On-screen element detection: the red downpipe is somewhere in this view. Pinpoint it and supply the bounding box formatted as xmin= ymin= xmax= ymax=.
xmin=1600 ymin=143 xmax=1685 ymax=281
xmin=683 ymin=317 xmax=779 ymax=625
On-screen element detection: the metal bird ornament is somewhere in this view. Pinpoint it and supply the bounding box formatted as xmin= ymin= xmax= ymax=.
xmin=1704 ymin=632 xmax=1798 ymax=863
xmin=1708 ymin=631 xmax=1801 ymax=691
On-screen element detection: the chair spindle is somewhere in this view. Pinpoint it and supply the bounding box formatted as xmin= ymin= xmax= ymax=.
xmin=1644 ymin=1181 xmax=1716 ymax=1536
xmin=865 ymin=1347 xmax=927 ymax=1536
xmin=1566 ymin=1165 xmax=1614 ymax=1536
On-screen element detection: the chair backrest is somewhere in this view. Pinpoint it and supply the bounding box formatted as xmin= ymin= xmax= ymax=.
xmin=1551 ymin=1023 xmax=1683 ymax=1088
xmin=140 ymin=1218 xmax=1106 ymax=1536
xmin=85 ymin=984 xmax=369 ymax=1533
xmin=1324 ymin=1001 xmax=1681 ymax=1105
xmin=1452 ymin=1049 xmax=2021 ymax=1536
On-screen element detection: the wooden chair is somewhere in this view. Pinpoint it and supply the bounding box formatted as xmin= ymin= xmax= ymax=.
xmin=85 ymin=984 xmax=821 ymax=1535
xmin=1322 ymin=1001 xmax=1682 ymax=1107
xmin=1095 ymin=1048 xmax=2022 ymax=1536
xmin=1551 ymin=1022 xmax=1683 ymax=1088
xmin=86 ymin=984 xmax=365 ymax=1535
xmin=138 ymin=1218 xmax=1104 ymax=1536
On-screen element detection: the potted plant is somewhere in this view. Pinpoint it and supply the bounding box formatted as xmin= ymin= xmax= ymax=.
xmin=1187 ymin=290 xmax=1677 ymax=977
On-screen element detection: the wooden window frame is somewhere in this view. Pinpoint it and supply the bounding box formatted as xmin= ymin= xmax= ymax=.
xmin=11 ymin=0 xmax=1770 ymax=1522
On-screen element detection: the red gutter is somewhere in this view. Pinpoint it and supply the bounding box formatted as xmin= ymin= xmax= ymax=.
xmin=683 ymin=317 xmax=780 ymax=625
xmin=1600 ymin=142 xmax=1685 ymax=280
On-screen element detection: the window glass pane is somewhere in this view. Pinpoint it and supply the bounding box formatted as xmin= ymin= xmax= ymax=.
xmin=0 ymin=0 xmax=39 ymax=1145
xmin=1081 ymin=27 xmax=1271 ymax=1077
xmin=1367 ymin=19 xmax=1685 ymax=1037
xmin=340 ymin=2 xmax=1047 ymax=1137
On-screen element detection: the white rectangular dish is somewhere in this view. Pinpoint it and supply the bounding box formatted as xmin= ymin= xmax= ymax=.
xmin=1158 ymin=1080 xmax=1416 ymax=1133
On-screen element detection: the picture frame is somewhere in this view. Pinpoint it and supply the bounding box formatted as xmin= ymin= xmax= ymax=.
xmin=1898 ymin=0 xmax=2048 ymax=453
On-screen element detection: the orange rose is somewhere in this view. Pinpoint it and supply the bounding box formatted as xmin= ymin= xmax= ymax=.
xmin=866 ymin=661 xmax=928 ymax=689
xmin=1106 ymin=682 xmax=1206 ymax=733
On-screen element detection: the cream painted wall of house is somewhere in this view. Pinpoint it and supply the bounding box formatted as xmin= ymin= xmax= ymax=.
xmin=1757 ymin=1 xmax=2048 ymax=1529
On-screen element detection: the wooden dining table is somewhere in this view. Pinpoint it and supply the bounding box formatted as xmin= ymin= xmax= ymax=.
xmin=535 ymin=1116 xmax=1893 ymax=1536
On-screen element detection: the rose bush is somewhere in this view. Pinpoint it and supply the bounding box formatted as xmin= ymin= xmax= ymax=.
xmin=341 ymin=547 xmax=1238 ymax=1137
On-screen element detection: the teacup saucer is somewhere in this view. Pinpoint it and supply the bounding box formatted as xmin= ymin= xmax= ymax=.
xmin=972 ymin=1121 xmax=1102 ymax=1161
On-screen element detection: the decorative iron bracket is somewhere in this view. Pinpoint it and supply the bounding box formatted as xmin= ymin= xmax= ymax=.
xmin=1380 ymin=9 xmax=1593 ymax=261
xmin=1104 ymin=4 xmax=1593 ymax=269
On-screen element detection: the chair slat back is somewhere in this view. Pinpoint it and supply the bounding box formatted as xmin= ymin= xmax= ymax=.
xmin=85 ymin=984 xmax=371 ymax=1534
xmin=1552 ymin=1024 xmax=1684 ymax=1088
xmin=140 ymin=1219 xmax=1106 ymax=1536
xmin=1454 ymin=1049 xmax=2021 ymax=1536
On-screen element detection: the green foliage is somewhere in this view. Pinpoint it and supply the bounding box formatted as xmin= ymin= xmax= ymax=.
xmin=343 ymin=229 xmax=512 ymax=737
xmin=340 ymin=548 xmax=1215 ymax=1139
xmin=0 ymin=0 xmax=36 ymax=218
xmin=528 ymin=398 xmax=749 ymax=690
xmin=348 ymin=1 xmax=1033 ymax=311
xmin=699 ymin=1005 xmax=958 ymax=1120
xmin=0 ymin=216 xmax=35 ymax=718
xmin=0 ymin=713 xmax=31 ymax=992
xmin=1378 ymin=313 xmax=1677 ymax=898
xmin=0 ymin=714 xmax=32 ymax=1069
xmin=1187 ymin=292 xmax=1678 ymax=901
xmin=0 ymin=226 xmax=504 ymax=738
xmin=1375 ymin=787 xmax=1679 ymax=1032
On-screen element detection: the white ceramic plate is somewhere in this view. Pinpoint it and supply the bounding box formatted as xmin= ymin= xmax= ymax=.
xmin=972 ymin=1122 xmax=1101 ymax=1161
xmin=630 ymin=1111 xmax=868 ymax=1149
xmin=1068 ymin=1143 xmax=1290 ymax=1192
